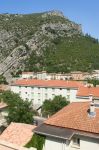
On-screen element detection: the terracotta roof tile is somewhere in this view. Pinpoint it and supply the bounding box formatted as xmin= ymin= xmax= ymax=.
xmin=77 ymin=87 xmax=99 ymax=97
xmin=45 ymin=102 xmax=99 ymax=134
xmin=0 ymin=122 xmax=36 ymax=146
xmin=12 ymin=79 xmax=83 ymax=88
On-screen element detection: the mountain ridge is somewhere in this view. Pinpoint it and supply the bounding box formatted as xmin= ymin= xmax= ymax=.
xmin=0 ymin=10 xmax=98 ymax=81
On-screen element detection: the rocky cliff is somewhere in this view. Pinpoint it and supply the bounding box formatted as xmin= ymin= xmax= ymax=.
xmin=0 ymin=10 xmax=99 ymax=82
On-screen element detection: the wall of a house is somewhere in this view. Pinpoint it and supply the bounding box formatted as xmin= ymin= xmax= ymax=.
xmin=44 ymin=136 xmax=99 ymax=150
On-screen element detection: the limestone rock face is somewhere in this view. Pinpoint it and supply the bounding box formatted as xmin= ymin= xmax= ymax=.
xmin=0 ymin=11 xmax=82 ymax=82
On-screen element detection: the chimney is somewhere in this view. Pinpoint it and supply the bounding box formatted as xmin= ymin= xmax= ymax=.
xmin=89 ymin=98 xmax=96 ymax=118
xmin=89 ymin=94 xmax=93 ymax=101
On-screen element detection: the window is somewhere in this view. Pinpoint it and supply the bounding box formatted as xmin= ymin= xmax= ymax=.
xmin=52 ymin=88 xmax=55 ymax=92
xmin=52 ymin=94 xmax=55 ymax=99
xmin=19 ymin=91 xmax=21 ymax=95
xmin=72 ymin=137 xmax=80 ymax=147
xmin=38 ymin=99 xmax=40 ymax=102
xmin=38 ymin=93 xmax=40 ymax=98
xmin=45 ymin=88 xmax=48 ymax=92
xmin=67 ymin=95 xmax=70 ymax=100
xmin=67 ymin=88 xmax=70 ymax=93
xmin=25 ymin=92 xmax=27 ymax=94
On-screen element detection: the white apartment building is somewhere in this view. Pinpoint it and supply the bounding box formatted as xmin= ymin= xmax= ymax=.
xmin=21 ymin=72 xmax=34 ymax=79
xmin=21 ymin=71 xmax=72 ymax=80
xmin=11 ymin=79 xmax=83 ymax=107
xmin=34 ymin=101 xmax=99 ymax=150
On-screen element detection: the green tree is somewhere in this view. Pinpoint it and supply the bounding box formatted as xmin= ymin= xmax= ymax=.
xmin=87 ymin=78 xmax=99 ymax=87
xmin=0 ymin=75 xmax=8 ymax=84
xmin=0 ymin=91 xmax=35 ymax=124
xmin=26 ymin=134 xmax=45 ymax=150
xmin=41 ymin=95 xmax=69 ymax=117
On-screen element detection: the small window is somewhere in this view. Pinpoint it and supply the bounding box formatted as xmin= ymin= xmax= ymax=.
xmin=52 ymin=88 xmax=55 ymax=92
xmin=67 ymin=95 xmax=70 ymax=100
xmin=38 ymin=93 xmax=40 ymax=98
xmin=52 ymin=94 xmax=55 ymax=99
xmin=45 ymin=88 xmax=48 ymax=92
xmin=25 ymin=92 xmax=27 ymax=94
xmin=73 ymin=137 xmax=80 ymax=147
xmin=60 ymin=88 xmax=62 ymax=90
xmin=38 ymin=99 xmax=40 ymax=102
xmin=67 ymin=88 xmax=70 ymax=92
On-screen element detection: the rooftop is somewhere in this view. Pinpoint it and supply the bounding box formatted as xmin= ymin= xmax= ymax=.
xmin=45 ymin=102 xmax=99 ymax=134
xmin=0 ymin=122 xmax=36 ymax=146
xmin=12 ymin=79 xmax=83 ymax=88
xmin=77 ymin=87 xmax=99 ymax=97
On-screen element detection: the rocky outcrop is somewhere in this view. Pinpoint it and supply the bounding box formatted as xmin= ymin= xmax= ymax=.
xmin=0 ymin=11 xmax=83 ymax=82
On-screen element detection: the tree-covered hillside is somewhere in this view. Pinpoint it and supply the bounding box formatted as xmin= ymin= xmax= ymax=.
xmin=25 ymin=34 xmax=99 ymax=73
xmin=0 ymin=10 xmax=99 ymax=80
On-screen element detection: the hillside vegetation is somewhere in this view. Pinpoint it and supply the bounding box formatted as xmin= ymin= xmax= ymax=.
xmin=0 ymin=10 xmax=99 ymax=80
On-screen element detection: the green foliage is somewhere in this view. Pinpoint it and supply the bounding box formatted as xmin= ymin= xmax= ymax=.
xmin=41 ymin=95 xmax=69 ymax=117
xmin=25 ymin=134 xmax=45 ymax=150
xmin=0 ymin=75 xmax=8 ymax=84
xmin=25 ymin=35 xmax=99 ymax=73
xmin=87 ymin=78 xmax=99 ymax=87
xmin=1 ymin=12 xmax=99 ymax=74
xmin=0 ymin=91 xmax=34 ymax=124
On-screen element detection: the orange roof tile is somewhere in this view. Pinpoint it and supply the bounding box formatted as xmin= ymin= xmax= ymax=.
xmin=0 ymin=122 xmax=36 ymax=146
xmin=12 ymin=79 xmax=83 ymax=88
xmin=45 ymin=102 xmax=99 ymax=134
xmin=77 ymin=87 xmax=99 ymax=97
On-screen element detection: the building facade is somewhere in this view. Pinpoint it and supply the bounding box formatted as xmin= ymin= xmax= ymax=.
xmin=11 ymin=79 xmax=83 ymax=106
xmin=34 ymin=102 xmax=99 ymax=150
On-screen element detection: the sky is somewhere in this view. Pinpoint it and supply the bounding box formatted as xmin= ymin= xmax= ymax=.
xmin=0 ymin=0 xmax=99 ymax=39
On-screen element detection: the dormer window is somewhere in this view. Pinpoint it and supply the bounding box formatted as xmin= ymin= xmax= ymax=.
xmin=72 ymin=137 xmax=80 ymax=148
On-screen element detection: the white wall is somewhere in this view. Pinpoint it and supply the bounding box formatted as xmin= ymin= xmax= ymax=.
xmin=44 ymin=137 xmax=68 ymax=150
xmin=11 ymin=85 xmax=78 ymax=105
xmin=44 ymin=136 xmax=99 ymax=150
xmin=80 ymin=136 xmax=99 ymax=150
xmin=21 ymin=74 xmax=33 ymax=79
xmin=70 ymin=136 xmax=99 ymax=150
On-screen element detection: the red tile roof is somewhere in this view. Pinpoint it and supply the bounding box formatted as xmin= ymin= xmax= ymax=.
xmin=45 ymin=102 xmax=99 ymax=134
xmin=77 ymin=87 xmax=99 ymax=97
xmin=0 ymin=122 xmax=36 ymax=146
xmin=12 ymin=79 xmax=83 ymax=88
